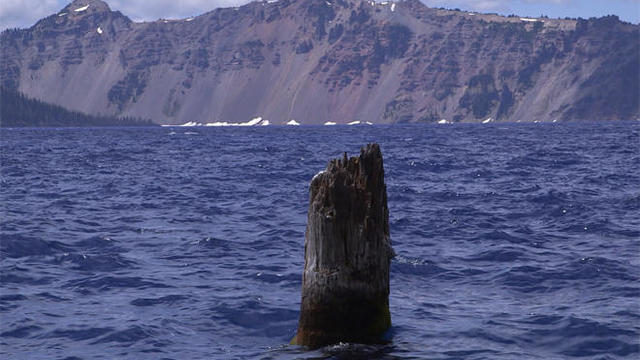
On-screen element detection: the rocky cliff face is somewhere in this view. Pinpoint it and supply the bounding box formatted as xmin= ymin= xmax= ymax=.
xmin=2 ymin=0 xmax=638 ymax=124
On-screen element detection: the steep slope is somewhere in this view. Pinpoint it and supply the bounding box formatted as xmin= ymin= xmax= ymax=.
xmin=1 ymin=0 xmax=638 ymax=124
xmin=0 ymin=87 xmax=153 ymax=127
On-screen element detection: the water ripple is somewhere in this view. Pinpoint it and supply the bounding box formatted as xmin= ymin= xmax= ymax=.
xmin=1 ymin=123 xmax=638 ymax=359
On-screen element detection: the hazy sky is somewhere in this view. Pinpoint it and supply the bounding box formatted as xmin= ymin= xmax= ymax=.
xmin=1 ymin=0 xmax=638 ymax=31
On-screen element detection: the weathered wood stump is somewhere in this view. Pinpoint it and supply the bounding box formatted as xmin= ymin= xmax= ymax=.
xmin=292 ymin=143 xmax=394 ymax=348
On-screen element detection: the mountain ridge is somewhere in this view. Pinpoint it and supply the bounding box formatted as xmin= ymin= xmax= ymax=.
xmin=2 ymin=0 xmax=638 ymax=124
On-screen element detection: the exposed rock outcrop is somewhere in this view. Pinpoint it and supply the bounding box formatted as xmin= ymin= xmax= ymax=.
xmin=1 ymin=0 xmax=638 ymax=124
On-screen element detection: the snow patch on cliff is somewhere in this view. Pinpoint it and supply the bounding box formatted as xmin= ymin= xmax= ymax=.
xmin=164 ymin=117 xmax=273 ymax=127
xmin=205 ymin=117 xmax=270 ymax=127
xmin=74 ymin=5 xmax=89 ymax=13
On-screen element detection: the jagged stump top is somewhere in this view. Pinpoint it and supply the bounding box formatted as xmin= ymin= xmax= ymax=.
xmin=294 ymin=143 xmax=393 ymax=348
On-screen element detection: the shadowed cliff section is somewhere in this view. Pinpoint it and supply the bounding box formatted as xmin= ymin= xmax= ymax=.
xmin=0 ymin=87 xmax=154 ymax=127
xmin=1 ymin=0 xmax=638 ymax=124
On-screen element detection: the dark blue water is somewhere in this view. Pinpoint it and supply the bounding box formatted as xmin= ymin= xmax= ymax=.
xmin=1 ymin=123 xmax=639 ymax=359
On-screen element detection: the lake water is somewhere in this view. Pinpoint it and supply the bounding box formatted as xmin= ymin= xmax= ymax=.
xmin=1 ymin=123 xmax=639 ymax=359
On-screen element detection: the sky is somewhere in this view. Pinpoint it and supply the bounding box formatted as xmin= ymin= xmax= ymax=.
xmin=1 ymin=0 xmax=638 ymax=31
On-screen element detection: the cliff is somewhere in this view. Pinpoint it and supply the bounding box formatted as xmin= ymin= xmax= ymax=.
xmin=1 ymin=0 xmax=638 ymax=124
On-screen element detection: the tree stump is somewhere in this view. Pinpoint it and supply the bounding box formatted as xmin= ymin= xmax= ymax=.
xmin=292 ymin=143 xmax=394 ymax=348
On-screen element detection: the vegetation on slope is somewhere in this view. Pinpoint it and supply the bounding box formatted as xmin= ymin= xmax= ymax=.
xmin=0 ymin=87 xmax=155 ymax=127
